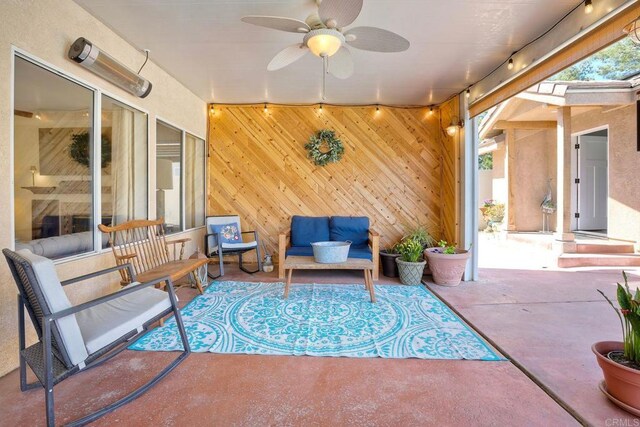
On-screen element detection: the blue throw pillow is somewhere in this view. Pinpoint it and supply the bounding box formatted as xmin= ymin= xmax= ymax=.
xmin=290 ymin=216 xmax=330 ymax=247
xmin=209 ymin=223 xmax=241 ymax=244
xmin=330 ymin=216 xmax=369 ymax=246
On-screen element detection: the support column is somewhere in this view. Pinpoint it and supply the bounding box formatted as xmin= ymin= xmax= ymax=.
xmin=555 ymin=107 xmax=576 ymax=251
xmin=505 ymin=128 xmax=517 ymax=232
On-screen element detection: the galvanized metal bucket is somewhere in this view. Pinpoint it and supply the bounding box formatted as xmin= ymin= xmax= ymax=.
xmin=311 ymin=241 xmax=351 ymax=263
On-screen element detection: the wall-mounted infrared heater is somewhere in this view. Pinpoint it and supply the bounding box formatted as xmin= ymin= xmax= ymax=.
xmin=68 ymin=37 xmax=152 ymax=98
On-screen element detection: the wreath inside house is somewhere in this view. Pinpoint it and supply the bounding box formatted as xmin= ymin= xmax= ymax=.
xmin=69 ymin=131 xmax=112 ymax=169
xmin=304 ymin=129 xmax=344 ymax=166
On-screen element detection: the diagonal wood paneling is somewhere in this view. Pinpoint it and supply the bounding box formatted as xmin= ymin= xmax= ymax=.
xmin=439 ymin=97 xmax=460 ymax=245
xmin=208 ymin=104 xmax=446 ymax=263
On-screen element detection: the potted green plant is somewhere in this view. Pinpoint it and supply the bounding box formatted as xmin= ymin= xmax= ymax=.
xmin=395 ymin=238 xmax=426 ymax=285
xmin=402 ymin=224 xmax=436 ymax=249
xmin=379 ymin=242 xmax=402 ymax=278
xmin=594 ymin=272 xmax=640 ymax=414
xmin=424 ymin=240 xmax=471 ymax=286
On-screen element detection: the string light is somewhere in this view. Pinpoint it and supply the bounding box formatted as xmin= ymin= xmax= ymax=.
xmin=376 ymin=105 xmax=380 ymax=113
xmin=507 ymin=57 xmax=514 ymax=70
xmin=263 ymin=103 xmax=268 ymax=113
xmin=429 ymin=106 xmax=434 ymax=115
xmin=465 ymin=88 xmax=471 ymax=98
xmin=319 ymin=103 xmax=323 ymax=111
xmin=584 ymin=0 xmax=593 ymax=14
xmin=209 ymin=104 xmax=215 ymax=114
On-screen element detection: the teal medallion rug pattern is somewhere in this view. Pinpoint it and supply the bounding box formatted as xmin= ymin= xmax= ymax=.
xmin=130 ymin=281 xmax=502 ymax=360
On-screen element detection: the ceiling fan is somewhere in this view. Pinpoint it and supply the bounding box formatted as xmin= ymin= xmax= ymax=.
xmin=241 ymin=0 xmax=410 ymax=95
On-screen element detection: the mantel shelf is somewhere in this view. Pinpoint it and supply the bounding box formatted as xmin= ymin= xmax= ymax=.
xmin=21 ymin=186 xmax=57 ymax=194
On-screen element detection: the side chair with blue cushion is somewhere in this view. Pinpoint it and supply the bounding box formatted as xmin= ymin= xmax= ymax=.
xmin=2 ymin=248 xmax=191 ymax=427
xmin=205 ymin=215 xmax=262 ymax=279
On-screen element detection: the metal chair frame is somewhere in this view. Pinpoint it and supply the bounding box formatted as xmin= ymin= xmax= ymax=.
xmin=3 ymin=249 xmax=191 ymax=427
xmin=204 ymin=215 xmax=262 ymax=279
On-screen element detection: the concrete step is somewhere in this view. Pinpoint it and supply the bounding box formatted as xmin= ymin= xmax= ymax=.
xmin=558 ymin=253 xmax=640 ymax=268
xmin=575 ymin=242 xmax=635 ymax=254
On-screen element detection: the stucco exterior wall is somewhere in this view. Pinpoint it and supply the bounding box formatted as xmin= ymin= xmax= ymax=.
xmin=571 ymin=104 xmax=639 ymax=244
xmin=491 ymin=144 xmax=507 ymax=206
xmin=513 ymin=129 xmax=556 ymax=232
xmin=0 ymin=0 xmax=207 ymax=377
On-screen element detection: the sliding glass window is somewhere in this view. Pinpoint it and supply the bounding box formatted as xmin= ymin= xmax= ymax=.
xmin=13 ymin=56 xmax=95 ymax=259
xmin=101 ymin=95 xmax=148 ymax=226
xmin=13 ymin=55 xmax=149 ymax=260
xmin=156 ymin=121 xmax=182 ymax=234
xmin=156 ymin=121 xmax=206 ymax=233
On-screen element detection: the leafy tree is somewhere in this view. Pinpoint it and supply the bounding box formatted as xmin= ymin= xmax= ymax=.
xmin=479 ymin=153 xmax=493 ymax=170
xmin=550 ymin=38 xmax=640 ymax=81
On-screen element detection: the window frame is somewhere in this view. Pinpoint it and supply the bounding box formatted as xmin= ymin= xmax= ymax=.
xmin=155 ymin=117 xmax=207 ymax=233
xmin=10 ymin=47 xmax=150 ymax=264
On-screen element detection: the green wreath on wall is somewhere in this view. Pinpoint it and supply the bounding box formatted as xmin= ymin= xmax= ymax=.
xmin=304 ymin=129 xmax=344 ymax=166
xmin=69 ymin=131 xmax=112 ymax=169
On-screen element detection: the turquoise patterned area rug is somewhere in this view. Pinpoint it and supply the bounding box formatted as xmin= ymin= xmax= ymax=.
xmin=130 ymin=281 xmax=502 ymax=360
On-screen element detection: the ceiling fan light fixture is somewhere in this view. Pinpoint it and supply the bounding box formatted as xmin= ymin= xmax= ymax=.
xmin=304 ymin=29 xmax=344 ymax=57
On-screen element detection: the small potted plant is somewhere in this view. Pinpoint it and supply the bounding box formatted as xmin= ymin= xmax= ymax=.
xmin=379 ymin=242 xmax=402 ymax=278
xmin=402 ymin=224 xmax=436 ymax=250
xmin=395 ymin=238 xmax=426 ymax=286
xmin=424 ymin=240 xmax=471 ymax=286
xmin=594 ymin=272 xmax=640 ymax=414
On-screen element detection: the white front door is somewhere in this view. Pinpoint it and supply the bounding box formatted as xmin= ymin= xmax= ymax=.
xmin=577 ymin=134 xmax=608 ymax=231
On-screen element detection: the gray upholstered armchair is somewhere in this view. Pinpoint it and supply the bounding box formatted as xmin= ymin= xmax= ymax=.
xmin=2 ymin=248 xmax=191 ymax=427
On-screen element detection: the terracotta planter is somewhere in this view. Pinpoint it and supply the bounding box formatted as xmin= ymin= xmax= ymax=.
xmin=395 ymin=259 xmax=426 ymax=286
xmin=593 ymin=341 xmax=640 ymax=414
xmin=380 ymin=251 xmax=400 ymax=278
xmin=424 ymin=248 xmax=470 ymax=286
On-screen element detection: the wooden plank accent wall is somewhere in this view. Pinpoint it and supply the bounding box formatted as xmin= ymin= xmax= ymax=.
xmin=207 ymin=104 xmax=447 ymax=262
xmin=438 ymin=98 xmax=460 ymax=245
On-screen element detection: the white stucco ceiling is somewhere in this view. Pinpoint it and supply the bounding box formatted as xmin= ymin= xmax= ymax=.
xmin=73 ymin=0 xmax=583 ymax=106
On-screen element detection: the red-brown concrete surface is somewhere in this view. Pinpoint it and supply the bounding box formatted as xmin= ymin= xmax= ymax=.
xmin=0 ymin=268 xmax=581 ymax=426
xmin=427 ymin=267 xmax=640 ymax=426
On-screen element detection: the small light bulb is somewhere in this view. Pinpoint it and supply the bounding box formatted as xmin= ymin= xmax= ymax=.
xmin=319 ymin=104 xmax=323 ymax=111
xmin=429 ymin=106 xmax=434 ymax=115
xmin=264 ymin=103 xmax=268 ymax=113
xmin=507 ymin=58 xmax=514 ymax=70
xmin=466 ymin=88 xmax=471 ymax=99
xmin=584 ymin=0 xmax=593 ymax=14
xmin=376 ymin=105 xmax=380 ymax=112
xmin=210 ymin=104 xmax=215 ymax=114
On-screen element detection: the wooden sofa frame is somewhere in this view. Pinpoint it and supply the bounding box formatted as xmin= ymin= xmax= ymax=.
xmin=99 ymin=218 xmax=209 ymax=294
xmin=278 ymin=228 xmax=379 ymax=280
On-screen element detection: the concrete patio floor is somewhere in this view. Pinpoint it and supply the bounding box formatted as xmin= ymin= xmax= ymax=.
xmin=427 ymin=267 xmax=640 ymax=426
xmin=0 ymin=266 xmax=636 ymax=425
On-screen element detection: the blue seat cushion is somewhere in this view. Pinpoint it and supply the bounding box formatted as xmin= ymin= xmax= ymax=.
xmin=286 ymin=246 xmax=314 ymax=257
xmin=286 ymin=244 xmax=372 ymax=261
xmin=348 ymin=244 xmax=373 ymax=260
xmin=290 ymin=216 xmax=330 ymax=247
xmin=329 ymin=216 xmax=370 ymax=246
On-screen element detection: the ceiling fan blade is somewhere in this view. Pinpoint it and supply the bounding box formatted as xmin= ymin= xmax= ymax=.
xmin=318 ymin=0 xmax=363 ymax=28
xmin=267 ymin=44 xmax=309 ymax=71
xmin=345 ymin=26 xmax=410 ymax=52
xmin=241 ymin=15 xmax=310 ymax=33
xmin=328 ymin=47 xmax=354 ymax=79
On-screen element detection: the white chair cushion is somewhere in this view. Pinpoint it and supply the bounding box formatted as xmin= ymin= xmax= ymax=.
xmin=17 ymin=250 xmax=89 ymax=366
xmin=75 ymin=283 xmax=172 ymax=355
xmin=211 ymin=241 xmax=258 ymax=254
